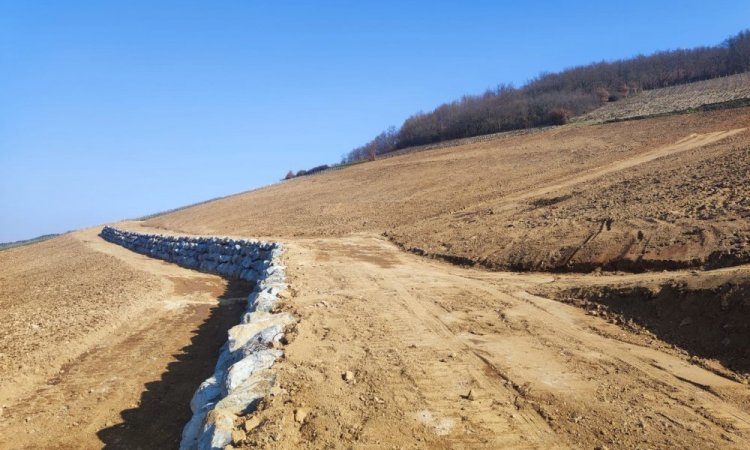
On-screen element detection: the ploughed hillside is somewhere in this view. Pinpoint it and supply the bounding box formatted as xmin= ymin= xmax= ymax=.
xmin=147 ymin=107 xmax=750 ymax=272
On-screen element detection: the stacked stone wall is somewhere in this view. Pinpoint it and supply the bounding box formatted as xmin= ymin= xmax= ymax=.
xmin=100 ymin=226 xmax=292 ymax=450
xmin=100 ymin=226 xmax=278 ymax=281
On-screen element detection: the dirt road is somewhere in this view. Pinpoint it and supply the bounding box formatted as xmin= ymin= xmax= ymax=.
xmin=459 ymin=128 xmax=746 ymax=213
xmin=3 ymin=226 xmax=749 ymax=449
xmin=238 ymin=235 xmax=750 ymax=449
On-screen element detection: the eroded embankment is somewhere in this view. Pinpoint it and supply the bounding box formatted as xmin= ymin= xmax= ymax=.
xmin=547 ymin=280 xmax=750 ymax=376
xmin=100 ymin=227 xmax=294 ymax=450
xmin=386 ymin=127 xmax=750 ymax=274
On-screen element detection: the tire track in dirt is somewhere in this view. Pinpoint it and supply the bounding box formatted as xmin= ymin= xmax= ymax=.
xmin=236 ymin=235 xmax=750 ymax=449
xmin=385 ymin=126 xmax=750 ymax=273
xmin=384 ymin=277 xmax=559 ymax=448
xmin=480 ymin=128 xmax=747 ymax=214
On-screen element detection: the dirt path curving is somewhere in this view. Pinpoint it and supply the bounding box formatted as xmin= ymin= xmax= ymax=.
xmin=237 ymin=235 xmax=750 ymax=449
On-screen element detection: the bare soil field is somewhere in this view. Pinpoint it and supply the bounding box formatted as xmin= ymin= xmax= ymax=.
xmin=535 ymin=267 xmax=750 ymax=377
xmin=147 ymin=108 xmax=750 ymax=273
xmin=0 ymin=228 xmax=251 ymax=449
xmin=3 ymin=106 xmax=750 ymax=449
xmin=575 ymin=71 xmax=750 ymax=123
xmin=392 ymin=126 xmax=750 ymax=272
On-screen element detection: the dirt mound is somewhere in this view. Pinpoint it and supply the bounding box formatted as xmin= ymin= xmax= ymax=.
xmin=0 ymin=233 xmax=160 ymax=395
xmin=0 ymin=228 xmax=248 ymax=449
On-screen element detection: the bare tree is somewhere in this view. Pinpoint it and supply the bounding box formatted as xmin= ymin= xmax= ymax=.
xmin=342 ymin=29 xmax=750 ymax=164
xmin=595 ymin=87 xmax=610 ymax=104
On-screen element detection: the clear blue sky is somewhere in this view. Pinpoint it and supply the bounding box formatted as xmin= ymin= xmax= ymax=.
xmin=1 ymin=1 xmax=747 ymax=242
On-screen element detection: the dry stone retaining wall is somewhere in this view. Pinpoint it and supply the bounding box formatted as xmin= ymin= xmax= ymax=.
xmin=100 ymin=226 xmax=293 ymax=450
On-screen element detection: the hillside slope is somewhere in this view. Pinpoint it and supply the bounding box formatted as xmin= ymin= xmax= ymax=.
xmin=576 ymin=71 xmax=750 ymax=123
xmin=147 ymin=107 xmax=750 ymax=272
xmin=3 ymin=107 xmax=750 ymax=449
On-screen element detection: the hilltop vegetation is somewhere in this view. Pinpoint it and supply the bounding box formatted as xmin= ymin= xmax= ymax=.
xmin=282 ymin=30 xmax=750 ymax=179
xmin=338 ymin=30 xmax=750 ymax=164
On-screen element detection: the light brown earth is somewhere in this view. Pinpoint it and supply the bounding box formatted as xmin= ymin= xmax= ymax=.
xmin=2 ymin=106 xmax=750 ymax=449
xmin=232 ymin=235 xmax=750 ymax=449
xmin=390 ymin=126 xmax=750 ymax=272
xmin=0 ymin=228 xmax=252 ymax=449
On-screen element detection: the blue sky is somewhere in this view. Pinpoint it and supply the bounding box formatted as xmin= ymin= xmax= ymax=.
xmin=1 ymin=1 xmax=748 ymax=242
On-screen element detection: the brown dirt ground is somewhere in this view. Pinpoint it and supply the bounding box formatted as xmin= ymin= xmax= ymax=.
xmin=3 ymin=106 xmax=750 ymax=449
xmin=140 ymin=107 xmax=750 ymax=449
xmin=0 ymin=228 xmax=251 ymax=449
xmin=534 ymin=267 xmax=750 ymax=378
xmin=390 ymin=126 xmax=750 ymax=272
xmin=229 ymin=235 xmax=750 ymax=449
